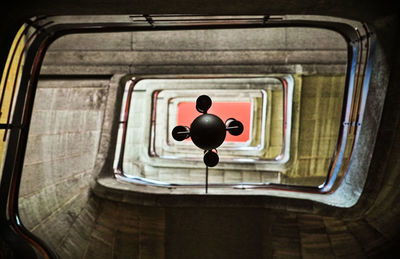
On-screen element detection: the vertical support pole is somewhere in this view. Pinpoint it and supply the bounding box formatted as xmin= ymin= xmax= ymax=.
xmin=205 ymin=166 xmax=208 ymax=194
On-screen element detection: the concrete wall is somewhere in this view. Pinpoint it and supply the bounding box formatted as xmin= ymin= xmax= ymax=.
xmin=284 ymin=75 xmax=345 ymax=185
xmin=41 ymin=27 xmax=347 ymax=75
xmin=49 ymin=197 xmax=393 ymax=258
xmin=18 ymin=79 xmax=109 ymax=251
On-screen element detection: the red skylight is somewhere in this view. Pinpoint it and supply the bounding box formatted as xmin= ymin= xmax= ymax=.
xmin=177 ymin=102 xmax=251 ymax=142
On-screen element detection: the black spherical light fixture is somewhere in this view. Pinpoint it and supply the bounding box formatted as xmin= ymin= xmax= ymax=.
xmin=172 ymin=95 xmax=244 ymax=192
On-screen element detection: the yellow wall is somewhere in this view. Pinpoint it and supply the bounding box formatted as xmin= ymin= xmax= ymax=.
xmin=0 ymin=25 xmax=25 ymax=175
xmin=284 ymin=75 xmax=345 ymax=185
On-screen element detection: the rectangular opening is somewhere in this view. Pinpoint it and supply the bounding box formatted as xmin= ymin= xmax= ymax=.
xmin=177 ymin=102 xmax=252 ymax=143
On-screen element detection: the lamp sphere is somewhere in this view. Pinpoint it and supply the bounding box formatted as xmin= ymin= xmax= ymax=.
xmin=190 ymin=114 xmax=226 ymax=150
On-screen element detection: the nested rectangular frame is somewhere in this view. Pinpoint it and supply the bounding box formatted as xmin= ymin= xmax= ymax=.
xmin=116 ymin=75 xmax=292 ymax=181
xmin=145 ymin=78 xmax=284 ymax=160
xmin=165 ymin=89 xmax=263 ymax=149
xmin=116 ymin=71 xmax=341 ymax=188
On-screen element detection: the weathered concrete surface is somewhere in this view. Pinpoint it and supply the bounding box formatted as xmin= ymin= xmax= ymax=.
xmin=18 ymin=79 xmax=109 ymax=253
xmin=41 ymin=27 xmax=347 ymax=75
